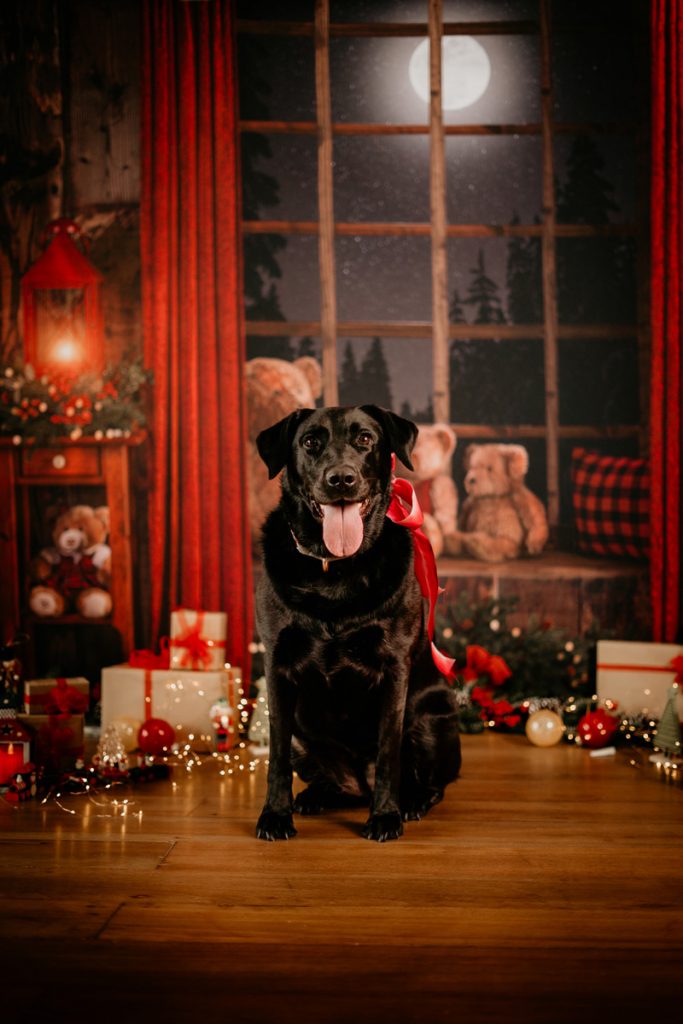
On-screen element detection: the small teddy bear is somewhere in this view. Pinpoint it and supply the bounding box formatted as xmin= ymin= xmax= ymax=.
xmin=400 ymin=423 xmax=458 ymax=558
xmin=29 ymin=504 xmax=113 ymax=618
xmin=448 ymin=443 xmax=548 ymax=562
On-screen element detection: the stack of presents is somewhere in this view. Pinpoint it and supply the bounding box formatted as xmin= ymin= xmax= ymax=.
xmin=0 ymin=609 xmax=245 ymax=798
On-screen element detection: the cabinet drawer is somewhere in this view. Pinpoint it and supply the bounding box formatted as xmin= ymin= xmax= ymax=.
xmin=20 ymin=446 xmax=101 ymax=479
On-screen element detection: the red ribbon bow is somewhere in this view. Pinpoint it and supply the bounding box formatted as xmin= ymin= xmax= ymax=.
xmin=669 ymin=655 xmax=683 ymax=685
xmin=45 ymin=677 xmax=89 ymax=715
xmin=171 ymin=610 xmax=225 ymax=670
xmin=386 ymin=459 xmax=456 ymax=681
xmin=129 ymin=636 xmax=171 ymax=670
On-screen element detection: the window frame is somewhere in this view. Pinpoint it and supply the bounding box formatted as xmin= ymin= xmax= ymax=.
xmin=237 ymin=0 xmax=645 ymax=536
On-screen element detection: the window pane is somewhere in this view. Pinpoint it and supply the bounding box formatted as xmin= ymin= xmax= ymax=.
xmin=450 ymin=339 xmax=545 ymax=426
xmin=446 ymin=136 xmax=542 ymax=224
xmin=331 ymin=37 xmax=428 ymax=125
xmin=443 ymin=35 xmax=540 ymax=126
xmin=336 ymin=237 xmax=431 ymax=320
xmin=557 ymin=238 xmax=637 ymax=325
xmin=244 ymin=234 xmax=319 ymax=322
xmin=448 ymin=239 xmax=543 ymax=325
xmin=330 ymin=2 xmax=537 ymax=23
xmin=246 ymin=336 xmax=321 ymax=366
xmin=238 ymin=36 xmax=315 ymax=121
xmin=551 ymin=25 xmax=645 ymax=124
xmin=242 ymin=133 xmax=318 ymax=221
xmin=334 ymin=136 xmax=429 ymax=221
xmin=336 ymin=337 xmax=433 ymax=419
xmin=559 ymin=338 xmax=640 ymax=427
xmin=555 ymin=135 xmax=637 ymax=225
xmin=237 ymin=0 xmax=313 ymax=18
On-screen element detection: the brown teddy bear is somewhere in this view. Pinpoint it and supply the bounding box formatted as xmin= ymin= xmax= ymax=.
xmin=448 ymin=443 xmax=548 ymax=562
xmin=29 ymin=504 xmax=113 ymax=618
xmin=246 ymin=356 xmax=323 ymax=543
xmin=400 ymin=423 xmax=458 ymax=558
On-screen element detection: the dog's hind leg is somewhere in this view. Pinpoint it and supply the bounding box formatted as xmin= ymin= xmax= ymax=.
xmin=400 ymin=686 xmax=461 ymax=821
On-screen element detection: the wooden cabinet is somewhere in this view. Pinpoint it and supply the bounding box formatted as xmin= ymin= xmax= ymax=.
xmin=0 ymin=436 xmax=144 ymax=665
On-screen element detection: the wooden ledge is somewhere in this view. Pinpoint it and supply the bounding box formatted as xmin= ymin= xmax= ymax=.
xmin=437 ymin=551 xmax=647 ymax=581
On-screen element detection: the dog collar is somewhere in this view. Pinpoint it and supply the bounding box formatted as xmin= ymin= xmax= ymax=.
xmin=290 ymin=530 xmax=346 ymax=572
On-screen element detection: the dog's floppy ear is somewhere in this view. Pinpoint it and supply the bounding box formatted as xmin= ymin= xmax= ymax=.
xmin=256 ymin=409 xmax=315 ymax=480
xmin=360 ymin=405 xmax=418 ymax=471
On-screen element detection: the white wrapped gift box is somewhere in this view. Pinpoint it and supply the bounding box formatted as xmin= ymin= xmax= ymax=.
xmin=596 ymin=640 xmax=683 ymax=718
xmin=101 ymin=664 xmax=243 ymax=752
xmin=169 ymin=608 xmax=228 ymax=672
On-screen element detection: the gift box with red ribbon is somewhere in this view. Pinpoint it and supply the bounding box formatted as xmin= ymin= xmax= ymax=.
xmin=17 ymin=713 xmax=84 ymax=774
xmin=169 ymin=608 xmax=228 ymax=672
xmin=101 ymin=663 xmax=243 ymax=752
xmin=23 ymin=677 xmax=90 ymax=715
xmin=596 ymin=640 xmax=683 ymax=718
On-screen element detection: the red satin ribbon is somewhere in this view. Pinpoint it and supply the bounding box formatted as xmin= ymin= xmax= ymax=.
xmin=386 ymin=460 xmax=456 ymax=681
xmin=171 ymin=610 xmax=226 ymax=670
xmin=129 ymin=636 xmax=171 ymax=670
xmin=670 ymin=655 xmax=683 ymax=684
xmin=45 ymin=677 xmax=89 ymax=715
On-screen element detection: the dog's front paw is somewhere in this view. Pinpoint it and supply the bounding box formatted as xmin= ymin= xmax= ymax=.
xmin=256 ymin=809 xmax=297 ymax=841
xmin=362 ymin=811 xmax=403 ymax=843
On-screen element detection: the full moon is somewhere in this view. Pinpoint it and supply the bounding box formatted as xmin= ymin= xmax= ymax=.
xmin=409 ymin=36 xmax=491 ymax=111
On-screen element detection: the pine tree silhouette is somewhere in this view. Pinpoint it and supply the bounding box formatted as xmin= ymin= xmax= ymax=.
xmin=506 ymin=215 xmax=543 ymax=324
xmin=339 ymin=341 xmax=361 ymax=406
xmin=464 ymin=250 xmax=506 ymax=325
xmin=296 ymin=336 xmax=317 ymax=359
xmin=359 ymin=337 xmax=393 ymax=409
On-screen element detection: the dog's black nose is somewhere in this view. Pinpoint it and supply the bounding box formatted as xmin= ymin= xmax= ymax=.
xmin=325 ymin=465 xmax=358 ymax=490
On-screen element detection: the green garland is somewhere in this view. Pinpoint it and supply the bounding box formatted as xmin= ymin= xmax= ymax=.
xmin=435 ymin=594 xmax=597 ymax=733
xmin=0 ymin=360 xmax=151 ymax=443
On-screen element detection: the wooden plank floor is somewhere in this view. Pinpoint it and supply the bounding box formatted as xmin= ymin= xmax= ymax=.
xmin=1 ymin=732 xmax=682 ymax=1023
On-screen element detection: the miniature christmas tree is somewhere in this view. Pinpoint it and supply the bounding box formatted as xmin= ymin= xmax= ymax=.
xmin=652 ymin=686 xmax=682 ymax=761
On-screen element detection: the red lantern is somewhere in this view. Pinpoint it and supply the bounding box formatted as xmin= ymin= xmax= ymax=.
xmin=0 ymin=712 xmax=32 ymax=785
xmin=21 ymin=218 xmax=104 ymax=374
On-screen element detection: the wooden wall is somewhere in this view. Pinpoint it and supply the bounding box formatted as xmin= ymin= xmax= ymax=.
xmin=0 ymin=0 xmax=142 ymax=366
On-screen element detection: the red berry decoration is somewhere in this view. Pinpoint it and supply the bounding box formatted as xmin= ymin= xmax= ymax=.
xmin=577 ymin=709 xmax=619 ymax=749
xmin=138 ymin=718 xmax=176 ymax=756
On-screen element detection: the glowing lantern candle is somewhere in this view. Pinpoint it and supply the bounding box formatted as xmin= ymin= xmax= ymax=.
xmin=21 ymin=218 xmax=105 ymax=374
xmin=0 ymin=715 xmax=32 ymax=785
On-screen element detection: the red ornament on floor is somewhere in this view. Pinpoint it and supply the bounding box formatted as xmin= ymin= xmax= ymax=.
xmin=138 ymin=718 xmax=176 ymax=756
xmin=577 ymin=709 xmax=619 ymax=749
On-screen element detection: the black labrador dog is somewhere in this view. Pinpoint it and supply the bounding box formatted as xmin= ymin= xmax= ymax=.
xmin=255 ymin=405 xmax=461 ymax=842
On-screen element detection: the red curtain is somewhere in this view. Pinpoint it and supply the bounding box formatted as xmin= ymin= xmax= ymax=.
xmin=140 ymin=0 xmax=252 ymax=667
xmin=651 ymin=0 xmax=683 ymax=643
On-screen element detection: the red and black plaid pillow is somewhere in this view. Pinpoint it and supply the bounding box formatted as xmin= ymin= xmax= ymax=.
xmin=571 ymin=448 xmax=650 ymax=559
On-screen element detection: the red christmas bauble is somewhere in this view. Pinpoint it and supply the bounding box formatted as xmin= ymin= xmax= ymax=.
xmin=138 ymin=718 xmax=176 ymax=756
xmin=577 ymin=709 xmax=619 ymax=749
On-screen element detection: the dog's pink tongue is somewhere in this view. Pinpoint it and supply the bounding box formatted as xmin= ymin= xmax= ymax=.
xmin=321 ymin=502 xmax=364 ymax=557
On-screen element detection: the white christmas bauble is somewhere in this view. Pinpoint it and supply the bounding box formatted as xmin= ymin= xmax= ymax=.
xmin=525 ymin=709 xmax=565 ymax=748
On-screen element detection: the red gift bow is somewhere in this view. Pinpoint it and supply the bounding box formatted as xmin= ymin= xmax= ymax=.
xmin=170 ymin=610 xmax=226 ymax=670
xmin=129 ymin=636 xmax=171 ymax=670
xmin=669 ymin=655 xmax=683 ymax=684
xmin=45 ymin=677 xmax=89 ymax=715
xmin=461 ymin=645 xmax=513 ymax=686
xmin=386 ymin=459 xmax=456 ymax=681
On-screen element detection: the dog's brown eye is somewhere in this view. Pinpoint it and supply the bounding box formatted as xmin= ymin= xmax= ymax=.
xmin=302 ymin=435 xmax=319 ymax=451
xmin=357 ymin=431 xmax=373 ymax=446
